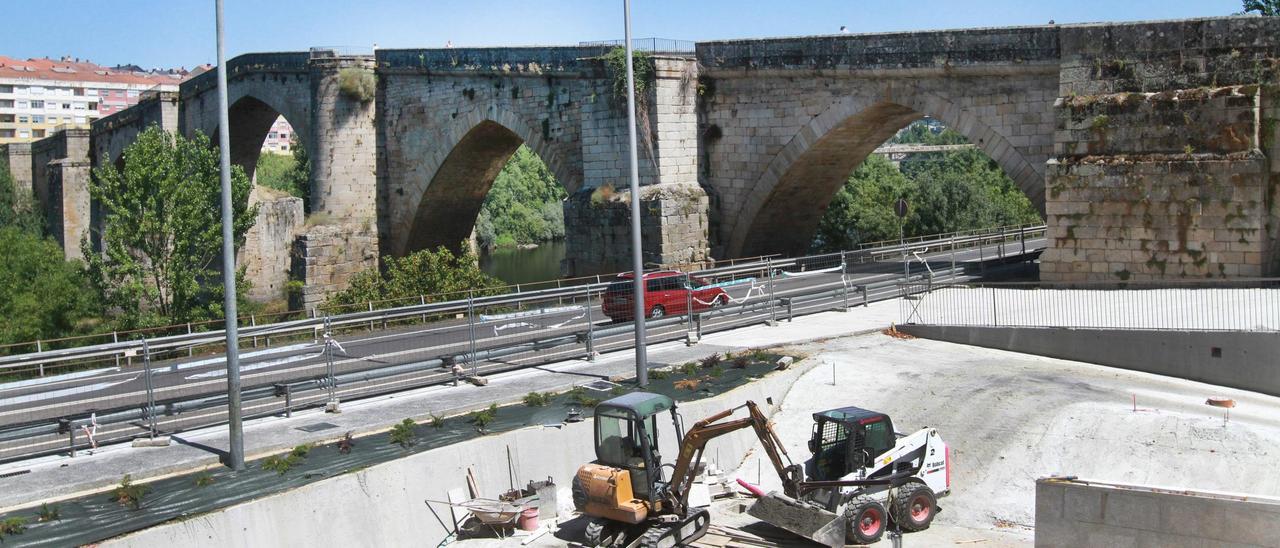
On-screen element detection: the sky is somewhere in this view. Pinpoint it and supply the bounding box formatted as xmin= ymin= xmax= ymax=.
xmin=0 ymin=0 xmax=1249 ymax=69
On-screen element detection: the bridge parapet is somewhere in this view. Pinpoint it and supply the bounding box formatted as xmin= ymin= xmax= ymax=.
xmin=179 ymin=51 xmax=312 ymax=100
xmin=376 ymin=46 xmax=613 ymax=76
xmin=697 ymin=25 xmax=1060 ymax=76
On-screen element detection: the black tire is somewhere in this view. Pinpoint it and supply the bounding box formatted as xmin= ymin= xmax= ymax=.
xmin=648 ymin=305 xmax=665 ymax=319
xmin=712 ymin=294 xmax=728 ymax=307
xmin=572 ymin=474 xmax=588 ymax=511
xmin=891 ymin=484 xmax=937 ymax=532
xmin=847 ymin=497 xmax=887 ymax=544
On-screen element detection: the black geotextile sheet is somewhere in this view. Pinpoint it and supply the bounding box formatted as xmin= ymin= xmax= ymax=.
xmin=0 ymin=358 xmax=782 ymax=546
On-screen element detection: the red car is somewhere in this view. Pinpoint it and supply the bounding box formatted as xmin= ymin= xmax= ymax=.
xmin=602 ymin=270 xmax=730 ymax=322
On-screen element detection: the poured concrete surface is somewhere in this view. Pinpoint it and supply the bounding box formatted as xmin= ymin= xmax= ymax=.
xmin=722 ymin=333 xmax=1280 ymax=545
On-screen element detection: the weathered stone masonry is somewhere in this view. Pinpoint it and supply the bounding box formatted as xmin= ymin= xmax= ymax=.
xmin=46 ymin=16 xmax=1279 ymax=308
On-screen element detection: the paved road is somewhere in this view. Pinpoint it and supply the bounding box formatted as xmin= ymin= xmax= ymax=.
xmin=0 ymin=237 xmax=1043 ymax=461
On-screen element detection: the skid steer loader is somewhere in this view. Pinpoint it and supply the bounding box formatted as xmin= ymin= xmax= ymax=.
xmin=748 ymin=405 xmax=951 ymax=545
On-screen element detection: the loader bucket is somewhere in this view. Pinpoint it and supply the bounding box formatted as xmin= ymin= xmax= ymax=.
xmin=747 ymin=491 xmax=845 ymax=547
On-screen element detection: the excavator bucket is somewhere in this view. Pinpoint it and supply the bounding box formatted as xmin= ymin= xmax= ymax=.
xmin=747 ymin=491 xmax=845 ymax=547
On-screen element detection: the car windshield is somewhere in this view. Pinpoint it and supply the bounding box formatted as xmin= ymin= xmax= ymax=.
xmin=690 ymin=276 xmax=709 ymax=289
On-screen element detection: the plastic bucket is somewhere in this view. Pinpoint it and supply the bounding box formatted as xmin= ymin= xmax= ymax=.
xmin=517 ymin=506 xmax=539 ymax=531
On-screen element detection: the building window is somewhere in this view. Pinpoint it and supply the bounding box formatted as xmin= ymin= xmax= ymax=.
xmin=74 ymin=116 xmax=86 ymax=124
xmin=16 ymin=101 xmax=28 ymax=109
xmin=62 ymin=103 xmax=71 ymax=109
xmin=74 ymin=88 xmax=84 ymax=96
xmin=30 ymin=100 xmax=43 ymax=109
xmin=17 ymin=116 xmax=28 ymax=123
xmin=32 ymin=115 xmax=43 ymax=123
xmin=32 ymin=129 xmax=45 ymax=138
xmin=18 ymin=130 xmax=29 ymax=138
xmin=0 ymin=115 xmax=12 ymax=123
xmin=86 ymin=89 xmax=98 ymax=96
xmin=0 ymin=100 xmax=12 ymax=108
xmin=29 ymin=86 xmax=43 ymax=95
xmin=0 ymin=129 xmax=14 ymax=138
xmin=87 ymin=102 xmax=98 ymax=111
xmin=0 ymin=85 xmax=12 ymax=93
xmin=127 ymin=90 xmax=140 ymax=98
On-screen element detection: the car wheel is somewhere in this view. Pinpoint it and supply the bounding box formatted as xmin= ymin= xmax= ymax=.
xmin=712 ymin=294 xmax=728 ymax=307
xmin=648 ymin=305 xmax=665 ymax=319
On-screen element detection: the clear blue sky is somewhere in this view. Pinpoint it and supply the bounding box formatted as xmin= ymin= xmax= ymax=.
xmin=0 ymin=0 xmax=1246 ymax=69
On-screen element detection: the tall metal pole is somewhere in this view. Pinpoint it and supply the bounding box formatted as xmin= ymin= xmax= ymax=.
xmin=215 ymin=0 xmax=244 ymax=471
xmin=623 ymin=0 xmax=648 ymax=386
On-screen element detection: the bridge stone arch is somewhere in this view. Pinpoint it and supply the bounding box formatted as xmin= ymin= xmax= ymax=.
xmin=182 ymin=75 xmax=313 ymax=185
xmin=727 ymin=86 xmax=1045 ymax=257
xmin=385 ymin=104 xmax=580 ymax=257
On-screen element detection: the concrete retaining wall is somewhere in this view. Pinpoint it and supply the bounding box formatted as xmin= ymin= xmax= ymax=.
xmin=105 ymin=362 xmax=812 ymax=547
xmin=1035 ymin=477 xmax=1280 ymax=547
xmin=900 ymin=325 xmax=1280 ymax=396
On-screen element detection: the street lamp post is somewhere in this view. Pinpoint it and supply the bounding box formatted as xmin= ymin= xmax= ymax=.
xmin=214 ymin=0 xmax=244 ymax=471
xmin=623 ymin=0 xmax=648 ymax=386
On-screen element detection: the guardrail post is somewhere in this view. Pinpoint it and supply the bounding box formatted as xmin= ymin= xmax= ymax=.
xmin=466 ymin=290 xmax=478 ymax=376
xmin=950 ymin=237 xmax=957 ymax=277
xmin=367 ymin=302 xmax=375 ymax=331
xmin=186 ymin=323 xmax=193 ymax=357
xmin=324 ymin=316 xmax=339 ymax=412
xmin=420 ymin=295 xmax=427 ymax=323
xmin=36 ymin=340 xmax=44 ymax=376
xmin=840 ymin=280 xmax=850 ymax=312
xmin=685 ymin=276 xmax=696 ymax=345
xmin=250 ymin=315 xmax=258 ymax=348
xmin=1020 ymin=225 xmax=1026 ymax=255
xmin=861 ymin=285 xmax=869 ymax=307
xmin=585 ymin=285 xmax=596 ymax=360
xmin=999 ymin=227 xmax=1005 ymax=259
xmin=113 ymin=332 xmax=120 ymax=368
xmin=782 ymin=298 xmax=794 ymax=322
xmin=978 ymin=236 xmax=986 ymax=275
xmin=68 ymin=424 xmax=76 ymax=458
xmin=274 ymin=383 xmax=292 ymax=418
xmin=142 ymin=339 xmax=157 ymax=439
xmin=766 ymin=258 xmax=777 ymax=326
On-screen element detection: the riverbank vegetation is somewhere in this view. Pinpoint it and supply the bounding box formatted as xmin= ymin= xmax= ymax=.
xmin=810 ymin=120 xmax=1041 ymax=252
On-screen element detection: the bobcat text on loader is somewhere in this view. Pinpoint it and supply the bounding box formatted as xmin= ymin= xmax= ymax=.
xmin=570 ymin=392 xmax=950 ymax=547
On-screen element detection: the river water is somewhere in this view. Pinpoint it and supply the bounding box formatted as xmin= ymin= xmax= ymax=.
xmin=478 ymin=239 xmax=567 ymax=285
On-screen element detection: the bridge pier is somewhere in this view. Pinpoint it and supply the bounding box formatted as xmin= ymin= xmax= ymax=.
xmin=561 ymin=56 xmax=711 ymax=276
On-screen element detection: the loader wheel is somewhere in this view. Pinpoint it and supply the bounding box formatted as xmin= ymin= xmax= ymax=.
xmin=847 ymin=497 xmax=887 ymax=544
xmin=891 ymin=484 xmax=937 ymax=532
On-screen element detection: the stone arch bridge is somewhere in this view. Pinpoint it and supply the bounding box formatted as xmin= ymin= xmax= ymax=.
xmin=8 ymin=16 xmax=1278 ymax=307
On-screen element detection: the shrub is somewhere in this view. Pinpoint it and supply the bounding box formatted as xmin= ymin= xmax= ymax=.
xmin=679 ymin=362 xmax=698 ymax=376
xmin=710 ymin=365 xmax=725 ymax=378
xmin=194 ymin=472 xmax=215 ymax=488
xmin=112 ymin=474 xmax=151 ymax=510
xmin=429 ymin=414 xmax=445 ymax=428
xmin=470 ymin=404 xmax=499 ymax=432
xmin=567 ymin=387 xmax=602 ymax=407
xmin=732 ymin=355 xmax=749 ymax=369
xmin=699 ymin=353 xmax=722 ymax=369
xmin=36 ymin=503 xmax=60 ymax=522
xmin=262 ymin=454 xmax=302 ymax=475
xmin=337 ymin=67 xmax=377 ymax=102
xmin=389 ymin=418 xmax=418 ymax=448
xmin=523 ymin=391 xmax=553 ymax=407
xmin=337 ymin=431 xmax=355 ymax=454
xmin=290 ymin=443 xmax=312 ymax=458
xmin=649 ymin=368 xmax=670 ymax=380
xmin=0 ymin=516 xmax=26 ymax=539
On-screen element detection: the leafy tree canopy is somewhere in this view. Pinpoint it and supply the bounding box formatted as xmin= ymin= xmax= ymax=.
xmin=811 ymin=120 xmax=1041 ymax=252
xmin=475 ymin=146 xmax=566 ymax=249
xmin=1241 ymin=0 xmax=1279 ymax=16
xmin=88 ymin=126 xmax=257 ymax=328
xmin=325 ymin=245 xmax=503 ymax=312
xmin=253 ymin=135 xmax=310 ymax=212
xmin=0 ymin=158 xmax=43 ymax=235
xmin=0 ymin=227 xmax=100 ymax=349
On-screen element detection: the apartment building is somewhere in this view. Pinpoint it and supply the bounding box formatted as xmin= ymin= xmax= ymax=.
xmin=0 ymin=55 xmax=194 ymax=145
xmin=261 ymin=116 xmax=296 ymax=154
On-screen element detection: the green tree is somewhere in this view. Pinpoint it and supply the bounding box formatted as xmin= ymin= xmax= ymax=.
xmin=812 ymin=155 xmax=911 ymax=251
xmin=474 ymin=146 xmax=566 ymax=249
xmin=0 ymin=227 xmax=99 ymax=349
xmin=253 ymin=135 xmax=310 ymax=211
xmin=87 ymin=127 xmax=257 ymax=327
xmin=0 ymin=158 xmax=43 ymax=235
xmin=325 ymin=245 xmax=503 ymax=312
xmin=1242 ymin=0 xmax=1279 ymax=15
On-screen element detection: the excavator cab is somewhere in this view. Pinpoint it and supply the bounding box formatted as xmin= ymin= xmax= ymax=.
xmin=806 ymin=406 xmax=896 ymax=481
xmin=592 ymin=392 xmax=678 ymax=502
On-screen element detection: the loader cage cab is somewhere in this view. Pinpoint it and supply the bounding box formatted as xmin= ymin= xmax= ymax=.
xmin=805 ymin=407 xmax=895 ymax=481
xmin=594 ymin=393 xmax=678 ymax=502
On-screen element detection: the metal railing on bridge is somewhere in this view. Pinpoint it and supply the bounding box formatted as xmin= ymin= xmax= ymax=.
xmin=0 ymin=227 xmax=1045 ymax=462
xmin=578 ymin=38 xmax=696 ymax=53
xmin=899 ymin=278 xmax=1280 ymax=332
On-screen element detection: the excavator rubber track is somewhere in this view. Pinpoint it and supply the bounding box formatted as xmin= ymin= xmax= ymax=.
xmin=627 ymin=509 xmax=711 ymax=548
